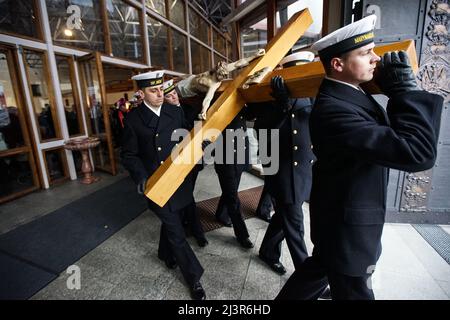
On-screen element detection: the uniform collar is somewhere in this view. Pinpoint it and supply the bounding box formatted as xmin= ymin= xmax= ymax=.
xmin=143 ymin=100 xmax=162 ymax=117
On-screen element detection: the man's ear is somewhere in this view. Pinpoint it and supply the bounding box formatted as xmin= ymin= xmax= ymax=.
xmin=330 ymin=57 xmax=344 ymax=73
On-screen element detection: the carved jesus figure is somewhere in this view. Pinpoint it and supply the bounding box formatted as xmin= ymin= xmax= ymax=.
xmin=175 ymin=48 xmax=266 ymax=120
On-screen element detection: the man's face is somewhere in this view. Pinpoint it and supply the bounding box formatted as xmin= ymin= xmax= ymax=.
xmin=140 ymin=85 xmax=164 ymax=107
xmin=337 ymin=43 xmax=380 ymax=85
xmin=164 ymin=90 xmax=180 ymax=106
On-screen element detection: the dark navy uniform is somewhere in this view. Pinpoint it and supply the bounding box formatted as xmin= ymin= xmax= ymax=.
xmin=214 ymin=109 xmax=252 ymax=245
xmin=249 ymin=98 xmax=316 ymax=270
xmin=277 ymin=79 xmax=443 ymax=300
xmin=121 ymin=102 xmax=204 ymax=287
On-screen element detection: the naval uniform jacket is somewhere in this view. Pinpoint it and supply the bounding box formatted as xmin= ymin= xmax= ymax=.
xmin=309 ymin=79 xmax=443 ymax=276
xmin=250 ymin=99 xmax=316 ymax=204
xmin=120 ymin=102 xmax=193 ymax=213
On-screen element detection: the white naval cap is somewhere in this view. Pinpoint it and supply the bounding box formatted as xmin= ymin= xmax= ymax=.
xmin=280 ymin=51 xmax=315 ymax=68
xmin=162 ymin=79 xmax=175 ymax=95
xmin=131 ymin=70 xmax=164 ymax=88
xmin=311 ymin=15 xmax=377 ymax=61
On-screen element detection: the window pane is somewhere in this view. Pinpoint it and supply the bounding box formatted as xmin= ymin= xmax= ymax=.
xmin=189 ymin=9 xmax=209 ymax=45
xmin=146 ymin=0 xmax=166 ymax=17
xmin=0 ymin=0 xmax=39 ymax=39
xmin=0 ymin=153 xmax=34 ymax=198
xmin=172 ymin=29 xmax=188 ymax=74
xmin=24 ymin=50 xmax=60 ymax=141
xmin=276 ymin=0 xmax=323 ymax=50
xmin=227 ymin=41 xmax=233 ymax=61
xmin=0 ymin=52 xmax=25 ymax=150
xmin=213 ymin=31 xmax=226 ymax=57
xmin=190 ymin=41 xmax=211 ymax=74
xmin=44 ymin=148 xmax=67 ymax=183
xmin=55 ymin=55 xmax=83 ymax=137
xmin=148 ymin=16 xmax=169 ymax=69
xmin=214 ymin=53 xmax=226 ymax=67
xmin=46 ymin=0 xmax=105 ymax=52
xmin=168 ymin=0 xmax=185 ymax=30
xmin=106 ymin=0 xmax=143 ymax=62
xmin=241 ymin=18 xmax=267 ymax=58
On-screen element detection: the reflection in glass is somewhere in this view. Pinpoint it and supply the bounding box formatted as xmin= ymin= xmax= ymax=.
xmin=79 ymin=58 xmax=111 ymax=172
xmin=191 ymin=41 xmax=211 ymax=74
xmin=227 ymin=41 xmax=233 ymax=61
xmin=0 ymin=0 xmax=39 ymax=39
xmin=44 ymin=149 xmax=67 ymax=183
xmin=189 ymin=9 xmax=209 ymax=45
xmin=55 ymin=55 xmax=82 ymax=136
xmin=80 ymin=60 xmax=104 ymax=135
xmin=146 ymin=0 xmax=165 ymax=17
xmin=168 ymin=0 xmax=185 ymax=29
xmin=24 ymin=50 xmax=59 ymax=141
xmin=46 ymin=0 xmax=105 ymax=52
xmin=148 ymin=16 xmax=169 ymax=69
xmin=172 ymin=29 xmax=188 ymax=74
xmin=214 ymin=53 xmax=226 ymax=67
xmin=106 ymin=0 xmax=143 ymax=62
xmin=0 ymin=52 xmax=25 ymax=150
xmin=0 ymin=153 xmax=34 ymax=198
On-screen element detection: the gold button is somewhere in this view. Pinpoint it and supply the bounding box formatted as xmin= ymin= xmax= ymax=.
xmin=310 ymin=144 xmax=313 ymax=149
xmin=240 ymin=116 xmax=243 ymax=120
xmin=293 ymin=146 xmax=298 ymax=151
xmin=291 ymin=113 xmax=295 ymax=118
xmin=294 ymin=161 xmax=298 ymax=166
xmin=310 ymin=159 xmax=314 ymax=164
xmin=157 ymin=147 xmax=162 ymax=151
xmin=160 ymin=161 xmax=164 ymax=164
xmin=293 ymin=130 xmax=298 ymax=134
xmin=155 ymin=133 xmax=159 ymax=137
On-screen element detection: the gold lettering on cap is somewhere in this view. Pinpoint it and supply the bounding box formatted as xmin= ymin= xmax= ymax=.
xmin=354 ymin=32 xmax=374 ymax=44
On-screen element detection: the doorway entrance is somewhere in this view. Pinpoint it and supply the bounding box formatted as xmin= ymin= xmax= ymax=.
xmin=78 ymin=52 xmax=142 ymax=175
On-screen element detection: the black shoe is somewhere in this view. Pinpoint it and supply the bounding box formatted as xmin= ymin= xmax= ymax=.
xmin=237 ymin=237 xmax=254 ymax=249
xmin=196 ymin=237 xmax=209 ymax=247
xmin=258 ymin=254 xmax=286 ymax=275
xmin=190 ymin=281 xmax=206 ymax=300
xmin=319 ymin=286 xmax=332 ymax=300
xmin=216 ymin=216 xmax=232 ymax=227
xmin=165 ymin=259 xmax=177 ymax=269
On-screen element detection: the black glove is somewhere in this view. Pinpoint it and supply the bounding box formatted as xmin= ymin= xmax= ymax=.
xmin=376 ymin=51 xmax=419 ymax=98
xmin=270 ymin=75 xmax=292 ymax=111
xmin=137 ymin=178 xmax=147 ymax=195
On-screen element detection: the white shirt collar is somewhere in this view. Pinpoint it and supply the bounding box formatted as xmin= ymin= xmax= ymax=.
xmin=325 ymin=76 xmax=365 ymax=93
xmin=143 ymin=100 xmax=161 ymax=116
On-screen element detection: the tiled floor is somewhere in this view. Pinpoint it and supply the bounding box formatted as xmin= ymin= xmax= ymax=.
xmin=1 ymin=165 xmax=449 ymax=300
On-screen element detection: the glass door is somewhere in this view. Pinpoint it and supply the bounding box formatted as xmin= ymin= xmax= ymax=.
xmin=77 ymin=52 xmax=117 ymax=175
xmin=0 ymin=45 xmax=40 ymax=203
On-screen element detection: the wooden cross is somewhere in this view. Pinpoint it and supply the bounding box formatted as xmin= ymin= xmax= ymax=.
xmin=145 ymin=8 xmax=419 ymax=208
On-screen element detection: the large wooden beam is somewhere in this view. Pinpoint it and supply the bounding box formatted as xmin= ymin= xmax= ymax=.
xmin=238 ymin=39 xmax=418 ymax=102
xmin=145 ymin=9 xmax=313 ymax=207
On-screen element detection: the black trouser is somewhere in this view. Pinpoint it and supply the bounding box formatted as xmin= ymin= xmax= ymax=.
xmin=154 ymin=207 xmax=204 ymax=286
xmin=214 ymin=163 xmax=249 ymax=240
xmin=256 ymin=182 xmax=273 ymax=219
xmin=276 ymin=254 xmax=375 ymax=300
xmin=259 ymin=201 xmax=308 ymax=269
xmin=182 ymin=167 xmax=206 ymax=240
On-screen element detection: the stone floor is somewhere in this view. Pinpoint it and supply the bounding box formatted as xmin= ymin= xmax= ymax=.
xmin=1 ymin=165 xmax=449 ymax=300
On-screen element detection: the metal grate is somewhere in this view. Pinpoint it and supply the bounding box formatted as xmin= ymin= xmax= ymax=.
xmin=412 ymin=224 xmax=450 ymax=265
